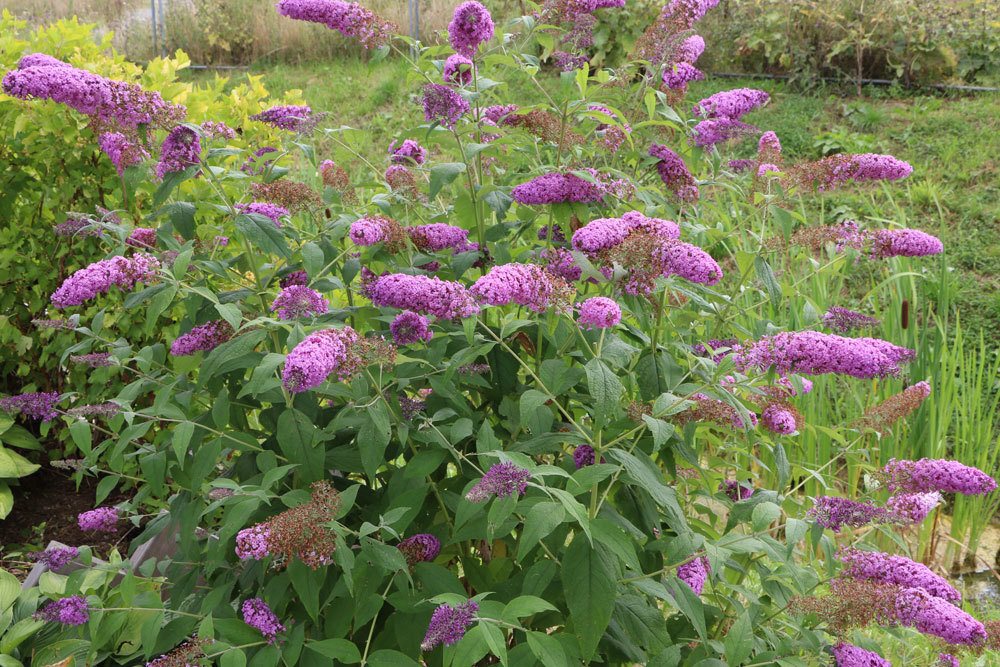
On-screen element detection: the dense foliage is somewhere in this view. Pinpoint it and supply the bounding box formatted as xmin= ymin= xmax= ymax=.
xmin=1 ymin=1 xmax=998 ymax=666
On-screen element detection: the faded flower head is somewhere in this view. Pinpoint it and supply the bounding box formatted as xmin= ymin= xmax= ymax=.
xmin=398 ymin=534 xmax=441 ymax=565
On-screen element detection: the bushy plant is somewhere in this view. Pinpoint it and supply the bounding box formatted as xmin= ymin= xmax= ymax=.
xmin=0 ymin=12 xmax=301 ymax=452
xmin=1 ymin=1 xmax=997 ymax=665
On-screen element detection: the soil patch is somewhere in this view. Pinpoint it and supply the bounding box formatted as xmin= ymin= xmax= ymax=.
xmin=0 ymin=466 xmax=135 ymax=579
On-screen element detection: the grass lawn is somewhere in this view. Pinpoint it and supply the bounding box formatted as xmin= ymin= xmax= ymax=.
xmin=190 ymin=60 xmax=1000 ymax=339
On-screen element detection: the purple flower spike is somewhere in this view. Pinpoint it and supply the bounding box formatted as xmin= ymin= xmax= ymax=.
xmin=398 ymin=534 xmax=441 ymax=565
xmin=838 ymin=547 xmax=961 ymax=603
xmin=692 ymin=88 xmax=770 ymax=120
xmin=0 ymin=391 xmax=60 ymax=421
xmin=271 ymin=285 xmax=328 ymax=320
xmin=830 ymin=642 xmax=890 ymax=667
xmin=883 ymin=458 xmax=996 ymax=496
xmin=363 ymin=272 xmax=480 ymax=320
xmin=390 ymin=311 xmax=433 ymax=345
xmin=578 ymin=297 xmax=621 ymax=329
xmin=448 ymin=1 xmax=494 ymax=57
xmin=573 ymin=444 xmax=596 ymax=469
xmin=155 ymin=126 xmax=200 ymax=180
xmin=275 ymin=0 xmax=394 ymax=48
xmin=51 ymin=253 xmax=160 ymax=308
xmin=894 ymin=587 xmax=986 ymax=645
xmin=78 ymin=506 xmax=119 ymax=533
xmin=35 ymin=595 xmax=89 ymax=626
xmin=422 ymin=84 xmax=470 ymax=129
xmin=734 ymin=331 xmax=915 ymax=379
xmin=242 ymin=598 xmax=285 ymax=644
xmin=466 ymin=462 xmax=531 ymax=502
xmin=421 ymin=600 xmax=479 ymax=651
xmin=677 ymin=556 xmax=710 ymax=595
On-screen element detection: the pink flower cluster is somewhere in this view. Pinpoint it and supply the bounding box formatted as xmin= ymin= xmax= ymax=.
xmin=883 ymin=458 xmax=997 ymax=496
xmin=155 ymin=125 xmax=201 ymax=180
xmin=363 ymin=272 xmax=480 ymax=319
xmin=466 ymin=462 xmax=531 ymax=501
xmin=51 ymin=253 xmax=160 ymax=308
xmin=422 ymin=84 xmax=470 ymax=129
xmin=838 ymin=548 xmax=961 ymax=603
xmin=78 ymin=506 xmax=119 ymax=533
xmin=390 ymin=311 xmax=433 ymax=345
xmin=389 ymin=139 xmax=427 ymax=165
xmin=271 ymin=285 xmax=329 ymax=320
xmin=470 ymin=263 xmax=571 ymax=312
xmin=578 ymin=296 xmax=621 ymax=329
xmin=692 ymin=88 xmax=770 ymax=120
xmin=250 ymin=104 xmax=312 ymax=131
xmin=649 ymin=144 xmax=699 ymax=202
xmin=170 ymin=320 xmax=234 ymax=356
xmin=677 ymin=556 xmax=710 ymax=595
xmin=830 ymin=642 xmax=889 ymax=667
xmin=572 ymin=211 xmax=680 ymax=253
xmin=448 ymin=1 xmax=494 ymax=57
xmin=275 ymin=0 xmax=394 ymax=48
xmin=2 ymin=55 xmax=184 ymax=133
xmin=511 ymin=170 xmax=610 ymax=205
xmin=281 ymin=327 xmax=362 ymax=392
xmin=733 ymin=331 xmax=915 ymax=379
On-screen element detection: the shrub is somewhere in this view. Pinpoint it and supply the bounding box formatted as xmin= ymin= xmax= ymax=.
xmin=1 ymin=1 xmax=996 ymax=665
xmin=0 ymin=12 xmax=300 ymax=443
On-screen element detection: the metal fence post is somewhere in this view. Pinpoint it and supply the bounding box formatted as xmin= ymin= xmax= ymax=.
xmin=150 ymin=0 xmax=159 ymax=58
xmin=409 ymin=0 xmax=420 ymax=57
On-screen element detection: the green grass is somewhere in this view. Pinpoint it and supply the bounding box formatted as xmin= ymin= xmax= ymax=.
xmin=187 ymin=62 xmax=1000 ymax=340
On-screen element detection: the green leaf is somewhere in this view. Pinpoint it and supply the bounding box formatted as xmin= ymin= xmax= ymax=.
xmin=502 ymin=596 xmax=557 ymax=622
xmin=277 ymin=409 xmax=323 ymax=483
xmin=0 ymin=617 xmax=44 ymax=654
xmin=153 ymin=165 xmax=199 ymax=208
xmin=0 ymin=484 xmax=11 ymax=520
xmin=359 ymin=400 xmax=391 ymax=478
xmin=562 ymin=534 xmax=616 ymax=661
xmin=215 ymin=303 xmax=243 ymax=331
xmin=289 ymin=561 xmax=322 ymax=621
xmin=0 ymin=446 xmax=39 ymax=478
xmin=366 ymin=650 xmax=419 ymax=667
xmin=517 ymin=501 xmax=564 ymax=561
xmin=301 ymin=242 xmax=325 ymax=278
xmin=752 ymin=502 xmax=781 ymax=532
xmin=164 ymin=201 xmax=196 ymax=240
xmin=519 ymin=390 xmax=549 ymax=423
xmin=428 ymin=162 xmax=466 ymax=199
xmin=606 ymin=449 xmax=688 ymax=536
xmin=235 ymin=213 xmax=291 ymax=260
xmin=526 ymin=631 xmax=569 ymax=666
xmin=665 ymin=577 xmax=706 ymax=641
xmin=585 ymin=359 xmax=624 ymax=425
xmin=307 ymin=638 xmax=361 ymax=663
xmin=724 ymin=611 xmax=754 ymax=664
xmin=480 ymin=623 xmax=508 ymax=666
xmin=0 ymin=569 xmax=19 ymax=611
xmin=754 ymin=256 xmax=782 ymax=308
xmin=172 ymin=421 xmax=195 ymax=464
xmin=68 ymin=419 xmax=92 ymax=455
xmin=199 ymin=329 xmax=266 ymax=383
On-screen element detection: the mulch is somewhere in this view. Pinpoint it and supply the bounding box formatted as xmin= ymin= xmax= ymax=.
xmin=0 ymin=466 xmax=135 ymax=579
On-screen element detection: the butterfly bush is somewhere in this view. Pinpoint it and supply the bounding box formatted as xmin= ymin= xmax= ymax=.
xmin=7 ymin=2 xmax=993 ymax=664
